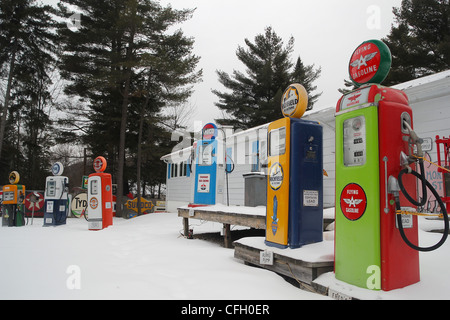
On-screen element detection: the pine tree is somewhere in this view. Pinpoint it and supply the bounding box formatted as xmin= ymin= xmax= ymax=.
xmin=382 ymin=0 xmax=450 ymax=86
xmin=213 ymin=26 xmax=322 ymax=130
xmin=291 ymin=57 xmax=322 ymax=111
xmin=57 ymin=0 xmax=201 ymax=216
xmin=0 ymin=0 xmax=57 ymax=186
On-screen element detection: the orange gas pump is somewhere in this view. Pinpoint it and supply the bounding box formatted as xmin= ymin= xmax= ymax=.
xmin=2 ymin=171 xmax=26 ymax=227
xmin=87 ymin=156 xmax=113 ymax=230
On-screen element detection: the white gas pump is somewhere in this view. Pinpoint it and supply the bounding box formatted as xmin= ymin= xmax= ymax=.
xmin=43 ymin=162 xmax=69 ymax=226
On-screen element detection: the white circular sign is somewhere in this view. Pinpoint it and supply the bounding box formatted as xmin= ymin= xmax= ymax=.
xmin=71 ymin=193 xmax=87 ymax=218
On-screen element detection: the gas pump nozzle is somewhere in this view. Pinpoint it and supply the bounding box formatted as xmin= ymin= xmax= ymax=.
xmin=403 ymin=120 xmax=424 ymax=159
xmin=388 ymin=176 xmax=401 ymax=198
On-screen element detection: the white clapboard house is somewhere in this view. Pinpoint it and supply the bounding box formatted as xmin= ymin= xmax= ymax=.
xmin=161 ymin=70 xmax=450 ymax=213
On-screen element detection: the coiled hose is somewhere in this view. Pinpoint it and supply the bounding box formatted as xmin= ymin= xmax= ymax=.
xmin=396 ymin=160 xmax=449 ymax=251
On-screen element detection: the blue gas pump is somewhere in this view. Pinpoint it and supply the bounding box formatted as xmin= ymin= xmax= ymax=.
xmin=43 ymin=162 xmax=69 ymax=226
xmin=193 ymin=123 xmax=219 ymax=206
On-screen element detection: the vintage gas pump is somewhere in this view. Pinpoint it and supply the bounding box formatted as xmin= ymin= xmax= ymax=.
xmin=335 ymin=40 xmax=448 ymax=292
xmin=2 ymin=171 xmax=26 ymax=227
xmin=193 ymin=123 xmax=221 ymax=206
xmin=43 ymin=162 xmax=69 ymax=226
xmin=265 ymin=84 xmax=323 ymax=249
xmin=87 ymin=156 xmax=113 ymax=230
xmin=436 ymin=136 xmax=450 ymax=212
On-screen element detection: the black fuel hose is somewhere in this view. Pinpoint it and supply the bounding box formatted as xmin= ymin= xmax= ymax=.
xmin=396 ymin=165 xmax=449 ymax=251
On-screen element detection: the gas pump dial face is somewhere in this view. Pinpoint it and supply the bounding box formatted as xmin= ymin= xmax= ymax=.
xmin=352 ymin=118 xmax=362 ymax=131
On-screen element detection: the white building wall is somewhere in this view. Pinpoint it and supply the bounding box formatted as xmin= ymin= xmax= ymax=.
xmin=161 ymin=70 xmax=450 ymax=212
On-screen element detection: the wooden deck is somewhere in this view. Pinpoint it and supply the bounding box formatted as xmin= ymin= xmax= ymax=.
xmin=177 ymin=205 xmax=266 ymax=248
xmin=177 ymin=205 xmax=335 ymax=248
xmin=234 ymin=237 xmax=334 ymax=293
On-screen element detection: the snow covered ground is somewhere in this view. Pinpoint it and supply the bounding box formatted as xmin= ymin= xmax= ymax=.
xmin=1 ymin=209 xmax=449 ymax=300
xmin=0 ymin=212 xmax=328 ymax=300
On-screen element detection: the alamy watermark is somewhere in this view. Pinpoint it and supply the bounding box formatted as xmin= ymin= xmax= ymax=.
xmin=66 ymin=265 xmax=81 ymax=290
xmin=366 ymin=5 xmax=381 ymax=30
xmin=67 ymin=12 xmax=82 ymax=32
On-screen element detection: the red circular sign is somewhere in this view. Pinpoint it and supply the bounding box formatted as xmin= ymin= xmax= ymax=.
xmin=340 ymin=183 xmax=367 ymax=221
xmin=349 ymin=40 xmax=391 ymax=86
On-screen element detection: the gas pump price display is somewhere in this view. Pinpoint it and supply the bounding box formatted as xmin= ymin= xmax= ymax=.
xmin=343 ymin=116 xmax=367 ymax=166
xmin=3 ymin=192 xmax=14 ymax=202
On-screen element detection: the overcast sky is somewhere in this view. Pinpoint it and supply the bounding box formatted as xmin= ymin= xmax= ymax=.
xmin=49 ymin=0 xmax=404 ymax=130
xmin=157 ymin=0 xmax=403 ymax=130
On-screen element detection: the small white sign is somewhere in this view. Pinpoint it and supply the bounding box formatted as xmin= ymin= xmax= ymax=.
xmin=197 ymin=174 xmax=211 ymax=193
xmin=396 ymin=207 xmax=414 ymax=229
xmin=328 ymin=289 xmax=352 ymax=300
xmin=260 ymin=250 xmax=274 ymax=265
xmin=303 ymin=190 xmax=319 ymax=207
xmin=47 ymin=201 xmax=54 ymax=213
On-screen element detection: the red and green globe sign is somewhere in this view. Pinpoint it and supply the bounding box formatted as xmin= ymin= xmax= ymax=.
xmin=349 ymin=39 xmax=392 ymax=87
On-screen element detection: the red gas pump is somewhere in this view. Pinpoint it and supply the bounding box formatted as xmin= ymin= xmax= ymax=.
xmin=436 ymin=136 xmax=450 ymax=212
xmin=87 ymin=156 xmax=113 ymax=230
xmin=335 ymin=39 xmax=449 ymax=291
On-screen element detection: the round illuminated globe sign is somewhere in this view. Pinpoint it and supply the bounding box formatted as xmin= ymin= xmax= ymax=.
xmin=349 ymin=39 xmax=392 ymax=87
xmin=93 ymin=156 xmax=107 ymax=173
xmin=51 ymin=162 xmax=64 ymax=176
xmin=8 ymin=171 xmax=20 ymax=185
xmin=281 ymin=83 xmax=308 ymax=119
xmin=202 ymin=123 xmax=218 ymax=140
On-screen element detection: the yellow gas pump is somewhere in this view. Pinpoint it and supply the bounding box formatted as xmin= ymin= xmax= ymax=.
xmin=265 ymin=84 xmax=324 ymax=249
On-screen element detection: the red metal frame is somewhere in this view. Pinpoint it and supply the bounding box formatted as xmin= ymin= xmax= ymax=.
xmin=436 ymin=135 xmax=450 ymax=212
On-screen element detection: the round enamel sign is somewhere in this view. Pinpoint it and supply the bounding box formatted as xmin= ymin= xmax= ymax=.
xmin=340 ymin=183 xmax=367 ymax=221
xmin=349 ymin=40 xmax=391 ymax=86
xmin=269 ymin=162 xmax=284 ymax=191
xmin=281 ymin=83 xmax=308 ymax=119
xmin=89 ymin=197 xmax=99 ymax=209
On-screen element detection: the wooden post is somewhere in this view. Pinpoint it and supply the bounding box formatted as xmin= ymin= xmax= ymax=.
xmin=183 ymin=217 xmax=189 ymax=237
xmin=223 ymin=223 xmax=232 ymax=248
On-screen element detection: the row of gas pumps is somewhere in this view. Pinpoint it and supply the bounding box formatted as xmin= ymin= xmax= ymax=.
xmin=1 ymin=156 xmax=113 ymax=231
xmin=190 ymin=39 xmax=450 ymax=292
xmin=2 ymin=39 xmax=449 ymax=292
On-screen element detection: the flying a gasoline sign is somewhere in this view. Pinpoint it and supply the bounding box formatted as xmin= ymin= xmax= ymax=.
xmin=349 ymin=40 xmax=392 ymax=87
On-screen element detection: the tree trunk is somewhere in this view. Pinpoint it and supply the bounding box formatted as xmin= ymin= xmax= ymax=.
xmin=0 ymin=40 xmax=18 ymax=160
